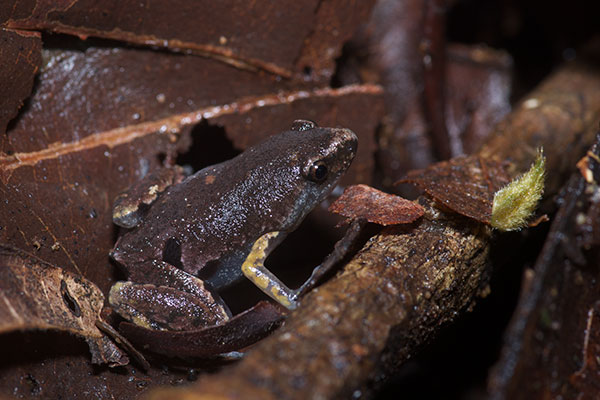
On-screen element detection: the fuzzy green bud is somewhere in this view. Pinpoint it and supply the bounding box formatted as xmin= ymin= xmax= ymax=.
xmin=491 ymin=149 xmax=546 ymax=231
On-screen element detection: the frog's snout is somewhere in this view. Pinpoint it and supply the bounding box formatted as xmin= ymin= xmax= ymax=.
xmin=334 ymin=128 xmax=358 ymax=158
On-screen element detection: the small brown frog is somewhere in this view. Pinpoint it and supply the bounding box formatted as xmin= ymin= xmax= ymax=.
xmin=109 ymin=120 xmax=357 ymax=331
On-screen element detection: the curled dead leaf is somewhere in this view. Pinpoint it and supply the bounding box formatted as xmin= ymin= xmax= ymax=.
xmin=0 ymin=245 xmax=128 ymax=367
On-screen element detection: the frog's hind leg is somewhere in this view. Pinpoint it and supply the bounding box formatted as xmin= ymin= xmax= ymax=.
xmin=127 ymin=259 xmax=223 ymax=302
xmin=110 ymin=260 xmax=231 ymax=331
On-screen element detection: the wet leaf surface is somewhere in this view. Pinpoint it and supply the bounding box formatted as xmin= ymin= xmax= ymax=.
xmin=2 ymin=44 xmax=294 ymax=154
xmin=0 ymin=245 xmax=127 ymax=367
xmin=444 ymin=44 xmax=513 ymax=155
xmin=0 ymin=28 xmax=41 ymax=135
xmin=1 ymin=329 xmax=194 ymax=399
xmin=399 ymin=155 xmax=511 ymax=224
xmin=2 ymin=0 xmax=375 ymax=81
xmin=329 ymin=184 xmax=424 ymax=225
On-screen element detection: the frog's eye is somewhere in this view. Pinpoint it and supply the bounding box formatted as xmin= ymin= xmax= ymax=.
xmin=305 ymin=161 xmax=328 ymax=183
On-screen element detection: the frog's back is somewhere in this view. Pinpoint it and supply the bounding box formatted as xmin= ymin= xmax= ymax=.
xmin=111 ymin=164 xmax=244 ymax=272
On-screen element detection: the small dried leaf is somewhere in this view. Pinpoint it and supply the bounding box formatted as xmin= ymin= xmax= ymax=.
xmin=0 ymin=245 xmax=127 ymax=366
xmin=576 ymin=146 xmax=600 ymax=184
xmin=329 ymin=184 xmax=424 ymax=225
xmin=399 ymin=155 xmax=511 ymax=224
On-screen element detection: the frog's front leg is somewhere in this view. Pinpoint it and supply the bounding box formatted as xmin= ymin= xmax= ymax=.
xmin=113 ymin=166 xmax=186 ymax=228
xmin=241 ymin=232 xmax=300 ymax=310
xmin=110 ymin=260 xmax=231 ymax=331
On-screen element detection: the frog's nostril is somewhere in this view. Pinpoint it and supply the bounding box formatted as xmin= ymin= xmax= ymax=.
xmin=337 ymin=128 xmax=358 ymax=144
xmin=339 ymin=129 xmax=358 ymax=154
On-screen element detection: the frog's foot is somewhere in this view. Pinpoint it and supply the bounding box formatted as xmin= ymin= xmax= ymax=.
xmin=241 ymin=231 xmax=300 ymax=310
xmin=109 ymin=281 xmax=230 ymax=331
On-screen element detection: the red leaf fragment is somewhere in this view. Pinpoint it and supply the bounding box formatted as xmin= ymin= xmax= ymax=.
xmin=329 ymin=184 xmax=424 ymax=225
xmin=399 ymin=155 xmax=511 ymax=224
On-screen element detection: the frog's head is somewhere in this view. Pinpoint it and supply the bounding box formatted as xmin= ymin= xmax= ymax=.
xmin=247 ymin=120 xmax=358 ymax=233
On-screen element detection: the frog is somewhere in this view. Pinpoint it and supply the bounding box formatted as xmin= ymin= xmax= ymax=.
xmin=109 ymin=120 xmax=358 ymax=332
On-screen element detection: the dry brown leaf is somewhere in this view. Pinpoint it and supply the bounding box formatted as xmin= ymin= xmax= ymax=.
xmin=2 ymin=0 xmax=375 ymax=81
xmin=0 ymin=245 xmax=127 ymax=366
xmin=0 ymin=28 xmax=41 ymax=134
xmin=399 ymin=155 xmax=511 ymax=224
